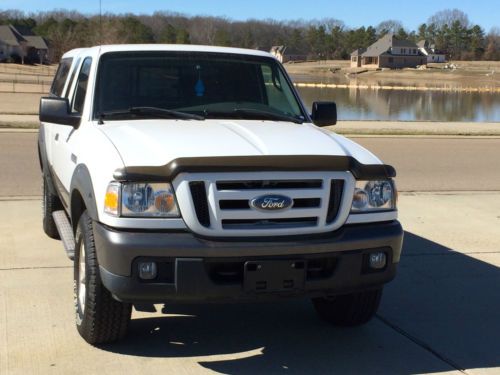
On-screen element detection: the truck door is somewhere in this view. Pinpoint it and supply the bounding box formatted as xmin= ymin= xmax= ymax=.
xmin=42 ymin=58 xmax=73 ymax=176
xmin=51 ymin=57 xmax=91 ymax=207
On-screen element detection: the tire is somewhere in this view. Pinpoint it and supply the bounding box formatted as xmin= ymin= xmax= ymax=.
xmin=74 ymin=211 xmax=132 ymax=345
xmin=42 ymin=175 xmax=62 ymax=239
xmin=312 ymin=288 xmax=383 ymax=326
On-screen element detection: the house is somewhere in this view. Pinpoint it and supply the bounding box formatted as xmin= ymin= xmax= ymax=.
xmin=350 ymin=34 xmax=426 ymax=69
xmin=417 ymin=40 xmax=446 ymax=63
xmin=0 ymin=25 xmax=49 ymax=64
xmin=270 ymin=45 xmax=306 ymax=63
xmin=350 ymin=48 xmax=366 ymax=67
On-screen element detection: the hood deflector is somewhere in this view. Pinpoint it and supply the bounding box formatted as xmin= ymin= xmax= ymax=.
xmin=113 ymin=155 xmax=396 ymax=182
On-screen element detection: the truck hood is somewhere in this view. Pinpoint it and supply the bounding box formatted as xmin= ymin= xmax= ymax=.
xmin=98 ymin=119 xmax=382 ymax=167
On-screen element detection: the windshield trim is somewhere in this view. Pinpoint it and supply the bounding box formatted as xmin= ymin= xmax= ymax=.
xmin=92 ymin=51 xmax=311 ymax=124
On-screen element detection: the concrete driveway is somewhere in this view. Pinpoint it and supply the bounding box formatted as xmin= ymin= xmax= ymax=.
xmin=0 ymin=132 xmax=499 ymax=374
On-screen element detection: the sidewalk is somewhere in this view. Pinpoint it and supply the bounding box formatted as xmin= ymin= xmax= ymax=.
xmin=329 ymin=121 xmax=500 ymax=136
xmin=1 ymin=115 xmax=500 ymax=136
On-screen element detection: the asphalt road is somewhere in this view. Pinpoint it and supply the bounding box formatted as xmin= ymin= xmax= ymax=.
xmin=1 ymin=131 xmax=500 ymax=196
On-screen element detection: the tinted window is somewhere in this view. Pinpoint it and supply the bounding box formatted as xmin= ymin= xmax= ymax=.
xmin=50 ymin=58 xmax=72 ymax=97
xmin=94 ymin=52 xmax=305 ymax=121
xmin=72 ymin=57 xmax=92 ymax=114
xmin=64 ymin=58 xmax=81 ymax=99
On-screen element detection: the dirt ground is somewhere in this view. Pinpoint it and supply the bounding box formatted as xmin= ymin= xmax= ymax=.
xmin=285 ymin=60 xmax=500 ymax=89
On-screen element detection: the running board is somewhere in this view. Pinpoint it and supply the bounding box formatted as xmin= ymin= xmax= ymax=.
xmin=52 ymin=211 xmax=75 ymax=260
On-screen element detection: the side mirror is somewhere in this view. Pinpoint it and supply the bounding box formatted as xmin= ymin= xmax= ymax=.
xmin=311 ymin=101 xmax=337 ymax=127
xmin=39 ymin=97 xmax=81 ymax=127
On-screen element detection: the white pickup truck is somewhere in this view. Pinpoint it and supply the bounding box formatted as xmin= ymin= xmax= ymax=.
xmin=38 ymin=45 xmax=403 ymax=345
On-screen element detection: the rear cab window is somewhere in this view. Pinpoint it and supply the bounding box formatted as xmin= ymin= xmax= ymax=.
xmin=72 ymin=57 xmax=93 ymax=114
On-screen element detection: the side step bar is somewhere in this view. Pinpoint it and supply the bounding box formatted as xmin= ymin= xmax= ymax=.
xmin=52 ymin=211 xmax=75 ymax=260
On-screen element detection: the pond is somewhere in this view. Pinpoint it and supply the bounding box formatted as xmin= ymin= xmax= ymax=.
xmin=297 ymin=87 xmax=500 ymax=122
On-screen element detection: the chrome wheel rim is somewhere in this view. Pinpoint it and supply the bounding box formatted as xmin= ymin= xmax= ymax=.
xmin=78 ymin=242 xmax=86 ymax=313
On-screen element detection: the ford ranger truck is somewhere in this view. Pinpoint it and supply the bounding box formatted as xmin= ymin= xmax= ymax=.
xmin=38 ymin=45 xmax=403 ymax=345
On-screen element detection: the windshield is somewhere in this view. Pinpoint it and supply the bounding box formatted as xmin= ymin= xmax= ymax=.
xmin=93 ymin=51 xmax=306 ymax=122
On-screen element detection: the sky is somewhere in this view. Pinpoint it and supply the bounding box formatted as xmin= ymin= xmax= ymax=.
xmin=1 ymin=0 xmax=498 ymax=31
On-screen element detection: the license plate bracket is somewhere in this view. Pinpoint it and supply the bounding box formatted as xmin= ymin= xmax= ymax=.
xmin=244 ymin=259 xmax=306 ymax=293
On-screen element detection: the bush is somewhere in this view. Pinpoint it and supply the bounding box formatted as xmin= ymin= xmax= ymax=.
xmin=10 ymin=54 xmax=22 ymax=64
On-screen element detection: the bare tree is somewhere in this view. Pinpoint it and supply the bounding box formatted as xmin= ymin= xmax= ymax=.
xmin=376 ymin=20 xmax=404 ymax=36
xmin=428 ymin=9 xmax=470 ymax=29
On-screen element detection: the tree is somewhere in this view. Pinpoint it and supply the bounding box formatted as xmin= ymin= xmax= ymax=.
xmin=396 ymin=27 xmax=409 ymax=40
xmin=469 ymin=25 xmax=485 ymax=59
xmin=376 ymin=20 xmax=404 ymax=36
xmin=448 ymin=20 xmax=468 ymax=59
xmin=159 ymin=24 xmax=177 ymax=43
xmin=428 ymin=9 xmax=470 ymax=29
xmin=176 ymin=28 xmax=190 ymax=44
xmin=484 ymin=28 xmax=500 ymax=60
xmin=118 ymin=16 xmax=154 ymax=43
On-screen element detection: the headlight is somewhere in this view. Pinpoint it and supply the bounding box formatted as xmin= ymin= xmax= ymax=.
xmin=104 ymin=182 xmax=180 ymax=218
xmin=351 ymin=180 xmax=396 ymax=212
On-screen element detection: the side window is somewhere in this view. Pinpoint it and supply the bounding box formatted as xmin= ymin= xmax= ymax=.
xmin=64 ymin=58 xmax=81 ymax=99
xmin=261 ymin=65 xmax=301 ymax=116
xmin=50 ymin=58 xmax=73 ymax=97
xmin=72 ymin=57 xmax=92 ymax=114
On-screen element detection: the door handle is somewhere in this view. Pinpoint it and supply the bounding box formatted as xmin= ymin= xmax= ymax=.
xmin=55 ymin=133 xmax=59 ymax=141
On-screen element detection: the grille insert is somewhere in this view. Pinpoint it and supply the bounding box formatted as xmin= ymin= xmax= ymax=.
xmin=217 ymin=179 xmax=322 ymax=190
xmin=189 ymin=181 xmax=210 ymax=227
xmin=222 ymin=217 xmax=318 ymax=230
xmin=326 ymin=180 xmax=344 ymax=223
xmin=219 ymin=198 xmax=321 ymax=210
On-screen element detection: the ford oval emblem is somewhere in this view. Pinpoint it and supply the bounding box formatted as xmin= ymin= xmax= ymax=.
xmin=250 ymin=195 xmax=293 ymax=211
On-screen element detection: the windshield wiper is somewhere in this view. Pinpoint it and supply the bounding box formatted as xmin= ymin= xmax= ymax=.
xmin=98 ymin=106 xmax=205 ymax=124
xmin=232 ymin=108 xmax=303 ymax=124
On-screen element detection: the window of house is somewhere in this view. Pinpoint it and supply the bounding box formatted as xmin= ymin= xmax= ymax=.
xmin=72 ymin=57 xmax=92 ymax=114
xmin=401 ymin=48 xmax=406 ymax=54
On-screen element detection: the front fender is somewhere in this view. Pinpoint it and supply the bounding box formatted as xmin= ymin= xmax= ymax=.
xmin=70 ymin=164 xmax=99 ymax=223
xmin=38 ymin=124 xmax=58 ymax=195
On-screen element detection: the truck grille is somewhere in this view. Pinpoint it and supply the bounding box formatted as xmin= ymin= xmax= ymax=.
xmin=174 ymin=171 xmax=353 ymax=237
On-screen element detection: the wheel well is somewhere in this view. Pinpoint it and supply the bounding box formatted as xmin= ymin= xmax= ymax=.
xmin=37 ymin=145 xmax=43 ymax=171
xmin=71 ymin=190 xmax=86 ymax=234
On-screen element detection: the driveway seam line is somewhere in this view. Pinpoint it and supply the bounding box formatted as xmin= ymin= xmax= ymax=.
xmin=376 ymin=314 xmax=468 ymax=374
xmin=0 ymin=266 xmax=72 ymax=271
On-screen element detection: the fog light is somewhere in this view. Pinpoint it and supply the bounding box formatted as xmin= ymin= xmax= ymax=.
xmin=369 ymin=252 xmax=387 ymax=270
xmin=138 ymin=262 xmax=157 ymax=280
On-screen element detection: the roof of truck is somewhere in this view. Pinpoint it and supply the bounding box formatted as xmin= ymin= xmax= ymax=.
xmin=62 ymin=44 xmax=274 ymax=60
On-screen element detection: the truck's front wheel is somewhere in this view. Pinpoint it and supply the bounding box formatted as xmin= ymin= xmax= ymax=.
xmin=312 ymin=288 xmax=383 ymax=326
xmin=74 ymin=211 xmax=132 ymax=345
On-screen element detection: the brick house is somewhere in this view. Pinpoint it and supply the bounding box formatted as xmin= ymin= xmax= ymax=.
xmin=0 ymin=25 xmax=49 ymax=64
xmin=417 ymin=40 xmax=447 ymax=63
xmin=350 ymin=34 xmax=426 ymax=69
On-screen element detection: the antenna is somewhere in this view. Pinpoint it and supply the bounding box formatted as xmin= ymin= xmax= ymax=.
xmin=99 ymin=0 xmax=103 ymax=46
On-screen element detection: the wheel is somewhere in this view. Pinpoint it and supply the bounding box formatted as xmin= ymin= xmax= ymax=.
xmin=42 ymin=175 xmax=62 ymax=239
xmin=74 ymin=211 xmax=132 ymax=345
xmin=312 ymin=288 xmax=383 ymax=326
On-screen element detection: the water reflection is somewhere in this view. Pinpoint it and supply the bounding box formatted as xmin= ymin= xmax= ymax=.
xmin=298 ymin=87 xmax=500 ymax=122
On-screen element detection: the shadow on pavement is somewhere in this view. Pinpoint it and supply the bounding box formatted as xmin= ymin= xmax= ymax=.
xmin=102 ymin=231 xmax=500 ymax=374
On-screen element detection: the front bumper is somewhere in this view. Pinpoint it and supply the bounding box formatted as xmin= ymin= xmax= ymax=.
xmin=94 ymin=220 xmax=403 ymax=303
